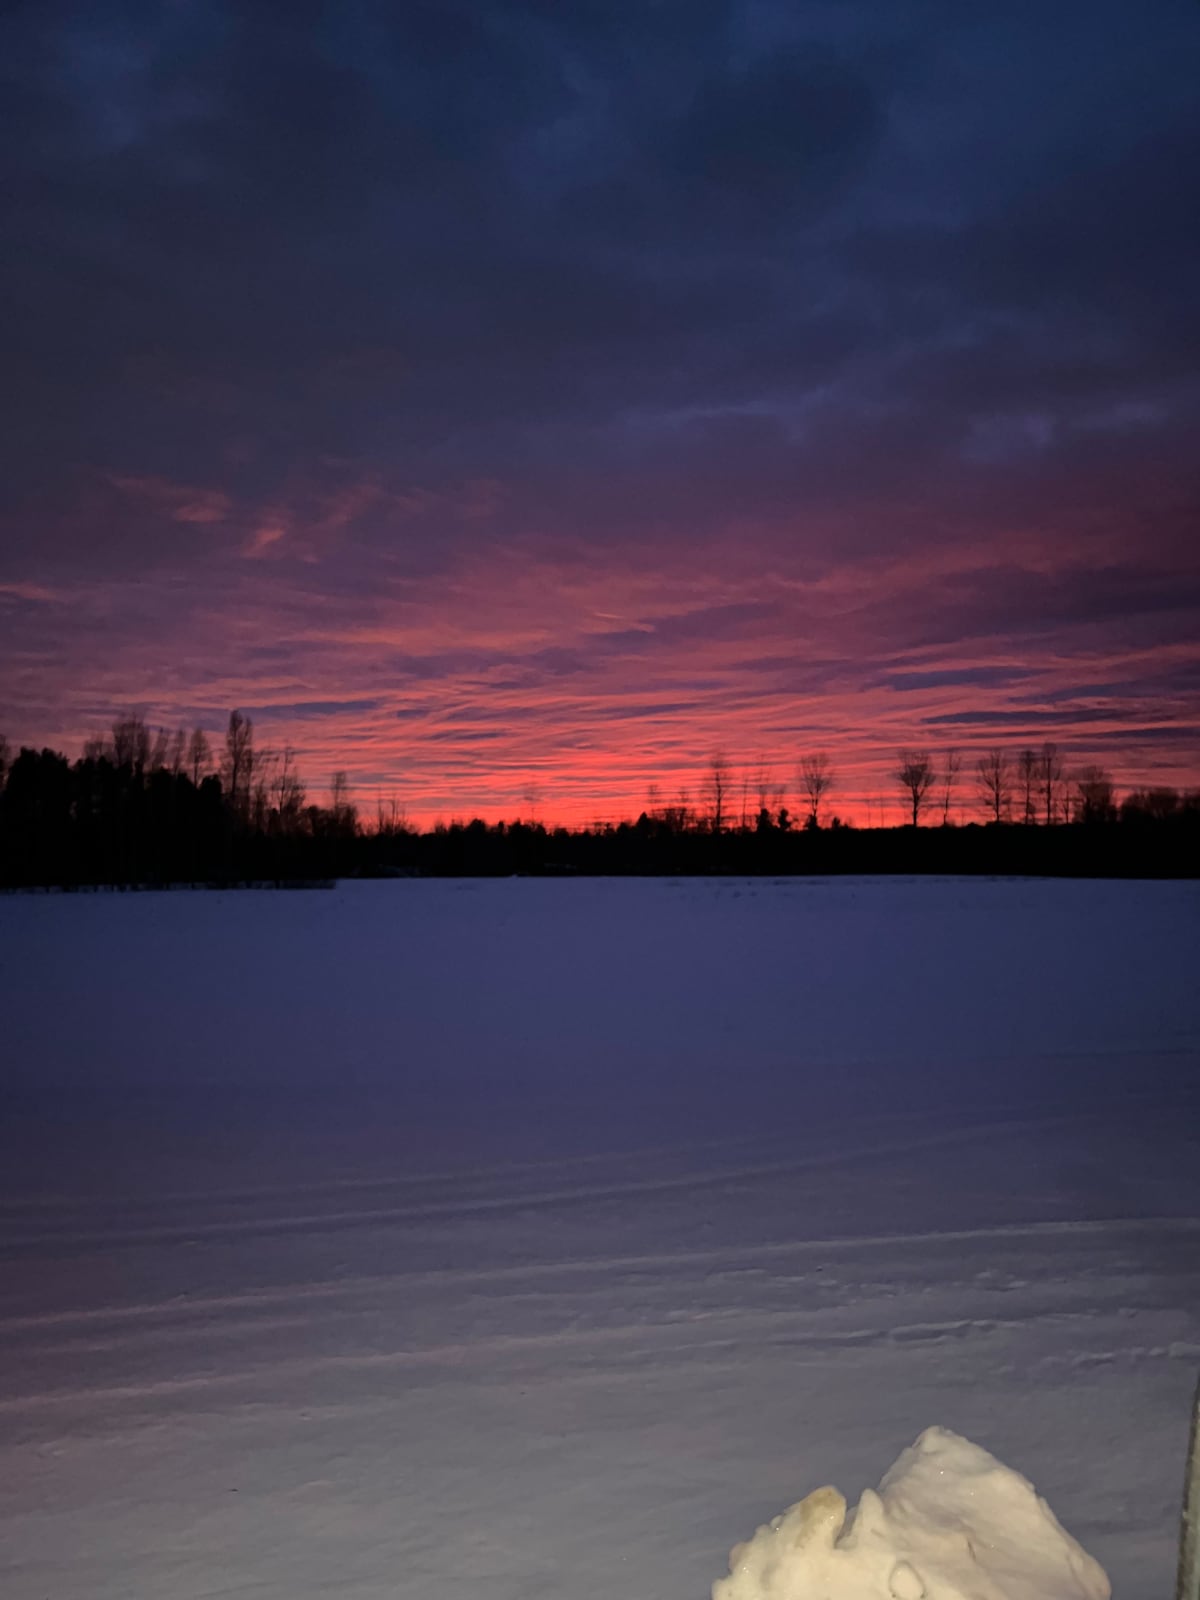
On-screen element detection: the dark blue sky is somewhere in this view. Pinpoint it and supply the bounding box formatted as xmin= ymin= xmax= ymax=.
xmin=3 ymin=0 xmax=1198 ymax=820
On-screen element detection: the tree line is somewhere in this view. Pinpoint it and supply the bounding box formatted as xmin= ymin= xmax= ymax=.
xmin=0 ymin=713 xmax=357 ymax=888
xmin=656 ymin=743 xmax=1194 ymax=833
xmin=1 ymin=717 xmax=1197 ymax=887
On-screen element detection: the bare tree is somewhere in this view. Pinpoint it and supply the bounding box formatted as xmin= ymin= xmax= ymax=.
xmin=375 ymin=794 xmax=407 ymax=836
xmin=273 ymin=746 xmax=306 ymax=833
xmin=149 ymin=726 xmax=172 ymax=771
xmin=1017 ymin=748 xmax=1038 ymax=824
xmin=250 ymin=747 xmax=277 ymax=832
xmin=111 ymin=714 xmax=150 ymax=773
xmin=799 ymin=752 xmax=834 ymax=829
xmin=1121 ymin=786 xmax=1180 ymax=823
xmin=1038 ymin=742 xmax=1064 ymax=825
xmin=187 ymin=727 xmax=212 ymax=787
xmin=662 ymin=788 xmax=695 ymax=831
xmin=329 ymin=770 xmax=357 ymax=836
xmin=975 ymin=748 xmax=1013 ymax=823
xmin=754 ymin=761 xmax=778 ymax=814
xmin=1073 ymin=764 xmax=1116 ymax=824
xmin=752 ymin=759 xmax=785 ymax=828
xmin=221 ymin=710 xmax=254 ymax=820
xmin=896 ymin=750 xmax=936 ymax=826
xmin=704 ymin=751 xmax=730 ymax=834
xmin=0 ymin=734 xmax=9 ymax=792
xmin=939 ymin=748 xmax=961 ymax=825
xmin=167 ymin=728 xmax=187 ymax=776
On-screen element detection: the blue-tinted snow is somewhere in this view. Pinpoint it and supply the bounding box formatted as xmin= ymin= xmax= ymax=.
xmin=0 ymin=877 xmax=1197 ymax=1598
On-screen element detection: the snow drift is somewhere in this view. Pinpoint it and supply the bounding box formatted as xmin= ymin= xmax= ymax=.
xmin=713 ymin=1427 xmax=1109 ymax=1600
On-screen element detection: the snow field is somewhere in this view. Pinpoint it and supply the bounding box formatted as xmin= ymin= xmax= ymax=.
xmin=0 ymin=877 xmax=1198 ymax=1598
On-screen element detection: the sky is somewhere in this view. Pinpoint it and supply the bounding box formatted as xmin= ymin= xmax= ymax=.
xmin=2 ymin=0 xmax=1199 ymax=825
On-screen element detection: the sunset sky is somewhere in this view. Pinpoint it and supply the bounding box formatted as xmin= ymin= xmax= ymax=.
xmin=3 ymin=0 xmax=1199 ymax=824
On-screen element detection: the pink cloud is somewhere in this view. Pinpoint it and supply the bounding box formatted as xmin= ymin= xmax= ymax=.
xmin=108 ymin=474 xmax=232 ymax=526
xmin=4 ymin=519 xmax=1194 ymax=830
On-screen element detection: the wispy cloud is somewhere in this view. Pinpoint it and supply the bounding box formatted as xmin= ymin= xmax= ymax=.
xmin=1 ymin=1 xmax=1198 ymax=819
xmin=3 ymin=527 xmax=1196 ymax=823
xmin=109 ymin=475 xmax=232 ymax=526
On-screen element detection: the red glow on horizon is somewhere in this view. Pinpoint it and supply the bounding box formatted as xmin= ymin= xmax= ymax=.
xmin=7 ymin=524 xmax=1197 ymax=834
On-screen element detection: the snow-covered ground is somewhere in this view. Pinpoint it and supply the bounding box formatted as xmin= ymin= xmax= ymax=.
xmin=1 ymin=876 xmax=1198 ymax=1598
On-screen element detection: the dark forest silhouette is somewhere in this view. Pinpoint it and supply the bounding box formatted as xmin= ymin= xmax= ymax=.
xmin=0 ymin=716 xmax=1197 ymax=887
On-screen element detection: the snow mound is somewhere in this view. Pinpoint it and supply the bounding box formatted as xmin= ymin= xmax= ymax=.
xmin=713 ymin=1426 xmax=1110 ymax=1600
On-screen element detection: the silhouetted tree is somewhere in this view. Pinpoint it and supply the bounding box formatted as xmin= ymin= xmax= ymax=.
xmin=661 ymin=789 xmax=695 ymax=832
xmin=273 ymin=746 xmax=306 ymax=834
xmin=2 ymin=747 xmax=74 ymax=882
xmin=1121 ymin=786 xmax=1180 ymax=824
xmin=939 ymin=748 xmax=961 ymax=825
xmin=1039 ymin=742 xmax=1065 ymax=825
xmin=250 ymin=747 xmax=277 ymax=832
xmin=4 ymin=707 xmax=1199 ymax=888
xmin=329 ymin=770 xmax=357 ymax=836
xmin=704 ymin=751 xmax=730 ymax=834
xmin=187 ymin=727 xmax=212 ymax=787
xmin=375 ymin=794 xmax=407 ymax=836
xmin=111 ymin=713 xmax=150 ymax=775
xmin=799 ymin=752 xmax=833 ymax=829
xmin=736 ymin=765 xmax=750 ymax=830
xmin=222 ymin=710 xmax=254 ymax=822
xmin=1017 ymin=748 xmax=1038 ymax=824
xmin=166 ymin=727 xmax=187 ymax=776
xmin=975 ymin=748 xmax=1012 ymax=823
xmin=752 ymin=760 xmax=785 ymax=828
xmin=896 ymin=750 xmax=936 ymax=826
xmin=148 ymin=726 xmax=172 ymax=772
xmin=1073 ymin=765 xmax=1117 ymax=824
